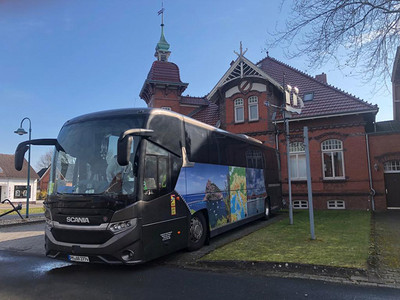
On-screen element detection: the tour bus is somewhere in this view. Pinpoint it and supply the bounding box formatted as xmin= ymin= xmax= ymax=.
xmin=15 ymin=108 xmax=282 ymax=264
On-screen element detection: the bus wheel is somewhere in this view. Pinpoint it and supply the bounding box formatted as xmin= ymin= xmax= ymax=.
xmin=188 ymin=213 xmax=207 ymax=251
xmin=264 ymin=198 xmax=271 ymax=220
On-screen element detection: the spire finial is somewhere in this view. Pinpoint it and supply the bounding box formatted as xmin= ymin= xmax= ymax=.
xmin=158 ymin=1 xmax=165 ymax=26
xmin=234 ymin=41 xmax=248 ymax=58
xmin=155 ymin=2 xmax=171 ymax=61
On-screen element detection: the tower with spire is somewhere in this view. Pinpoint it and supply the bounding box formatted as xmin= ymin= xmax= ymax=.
xmin=154 ymin=6 xmax=171 ymax=62
xmin=139 ymin=5 xmax=188 ymax=110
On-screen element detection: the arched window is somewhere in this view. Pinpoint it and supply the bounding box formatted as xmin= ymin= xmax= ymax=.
xmin=234 ymin=98 xmax=244 ymax=123
xmin=289 ymin=142 xmax=306 ymax=180
xmin=321 ymin=139 xmax=345 ymax=179
xmin=248 ymin=96 xmax=259 ymax=121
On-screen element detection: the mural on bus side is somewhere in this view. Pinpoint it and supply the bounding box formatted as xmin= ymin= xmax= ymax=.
xmin=175 ymin=163 xmax=267 ymax=229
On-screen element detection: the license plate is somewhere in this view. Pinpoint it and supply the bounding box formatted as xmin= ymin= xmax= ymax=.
xmin=68 ymin=255 xmax=90 ymax=263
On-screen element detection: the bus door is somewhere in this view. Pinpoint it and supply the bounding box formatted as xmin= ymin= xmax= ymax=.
xmin=140 ymin=140 xmax=188 ymax=260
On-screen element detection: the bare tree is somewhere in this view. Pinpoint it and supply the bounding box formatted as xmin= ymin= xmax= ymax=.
xmin=36 ymin=150 xmax=53 ymax=170
xmin=268 ymin=0 xmax=400 ymax=89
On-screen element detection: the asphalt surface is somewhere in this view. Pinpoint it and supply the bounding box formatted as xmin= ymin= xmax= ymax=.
xmin=1 ymin=211 xmax=400 ymax=291
xmin=0 ymin=250 xmax=399 ymax=300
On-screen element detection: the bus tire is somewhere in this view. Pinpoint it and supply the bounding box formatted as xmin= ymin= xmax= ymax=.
xmin=188 ymin=212 xmax=207 ymax=251
xmin=264 ymin=197 xmax=271 ymax=220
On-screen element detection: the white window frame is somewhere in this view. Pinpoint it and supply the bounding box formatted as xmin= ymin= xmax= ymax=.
xmin=327 ymin=200 xmax=345 ymax=209
xmin=293 ymin=200 xmax=308 ymax=209
xmin=248 ymin=96 xmax=259 ymax=121
xmin=234 ymin=98 xmax=244 ymax=123
xmin=289 ymin=142 xmax=307 ymax=181
xmin=321 ymin=139 xmax=345 ymax=179
xmin=384 ymin=160 xmax=400 ymax=173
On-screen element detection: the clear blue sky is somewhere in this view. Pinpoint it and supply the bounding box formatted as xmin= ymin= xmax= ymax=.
xmin=0 ymin=0 xmax=393 ymax=171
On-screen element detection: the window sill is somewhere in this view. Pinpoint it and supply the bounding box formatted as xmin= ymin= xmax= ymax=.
xmin=322 ymin=178 xmax=347 ymax=183
xmin=249 ymin=119 xmax=259 ymax=123
xmin=234 ymin=121 xmax=245 ymax=124
xmin=291 ymin=179 xmax=307 ymax=183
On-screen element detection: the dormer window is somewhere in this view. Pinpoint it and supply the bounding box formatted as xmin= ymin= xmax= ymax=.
xmin=303 ymin=92 xmax=314 ymax=101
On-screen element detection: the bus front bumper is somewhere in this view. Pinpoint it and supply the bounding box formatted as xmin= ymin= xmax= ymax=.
xmin=44 ymin=222 xmax=144 ymax=265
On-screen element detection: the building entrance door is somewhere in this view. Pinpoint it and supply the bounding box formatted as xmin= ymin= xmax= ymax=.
xmin=384 ymin=161 xmax=400 ymax=208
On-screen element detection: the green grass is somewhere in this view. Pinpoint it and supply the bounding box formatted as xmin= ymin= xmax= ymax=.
xmin=0 ymin=207 xmax=44 ymax=216
xmin=203 ymin=210 xmax=371 ymax=269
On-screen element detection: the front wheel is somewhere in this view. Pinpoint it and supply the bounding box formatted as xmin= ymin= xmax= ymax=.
xmin=264 ymin=198 xmax=271 ymax=220
xmin=188 ymin=212 xmax=207 ymax=251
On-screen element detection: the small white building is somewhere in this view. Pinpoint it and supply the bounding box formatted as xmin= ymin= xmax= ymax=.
xmin=0 ymin=154 xmax=39 ymax=203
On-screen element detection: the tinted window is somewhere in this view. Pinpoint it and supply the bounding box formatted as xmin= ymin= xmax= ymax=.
xmin=143 ymin=141 xmax=181 ymax=200
xmin=185 ymin=123 xmax=210 ymax=163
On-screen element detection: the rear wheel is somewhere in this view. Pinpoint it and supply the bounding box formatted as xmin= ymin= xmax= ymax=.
xmin=188 ymin=212 xmax=207 ymax=251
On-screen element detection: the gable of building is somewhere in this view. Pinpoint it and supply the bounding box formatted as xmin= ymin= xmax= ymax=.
xmin=0 ymin=154 xmax=39 ymax=180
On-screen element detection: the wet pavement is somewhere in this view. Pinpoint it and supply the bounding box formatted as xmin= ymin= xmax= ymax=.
xmin=1 ymin=251 xmax=399 ymax=300
xmin=1 ymin=211 xmax=400 ymax=289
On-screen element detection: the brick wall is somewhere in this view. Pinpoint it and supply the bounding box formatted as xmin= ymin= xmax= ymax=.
xmin=276 ymin=115 xmax=372 ymax=210
xmin=368 ymin=131 xmax=400 ymax=210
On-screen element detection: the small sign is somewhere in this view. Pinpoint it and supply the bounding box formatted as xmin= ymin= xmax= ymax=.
xmin=170 ymin=195 xmax=176 ymax=215
xmin=160 ymin=231 xmax=172 ymax=242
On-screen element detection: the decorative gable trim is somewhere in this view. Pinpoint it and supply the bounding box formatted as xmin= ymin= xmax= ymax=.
xmin=207 ymin=55 xmax=282 ymax=102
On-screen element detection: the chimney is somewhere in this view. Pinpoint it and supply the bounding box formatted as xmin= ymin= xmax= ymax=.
xmin=315 ymin=72 xmax=327 ymax=84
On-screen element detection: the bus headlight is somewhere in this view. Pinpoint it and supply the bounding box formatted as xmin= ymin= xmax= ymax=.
xmin=108 ymin=218 xmax=137 ymax=234
xmin=44 ymin=209 xmax=53 ymax=229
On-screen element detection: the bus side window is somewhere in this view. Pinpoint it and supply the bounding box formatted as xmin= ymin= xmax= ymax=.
xmin=158 ymin=157 xmax=168 ymax=190
xmin=143 ymin=141 xmax=172 ymax=200
xmin=144 ymin=156 xmax=157 ymax=194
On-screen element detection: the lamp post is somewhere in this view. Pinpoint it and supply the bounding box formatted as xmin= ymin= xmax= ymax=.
xmin=265 ymin=83 xmax=301 ymax=225
xmin=14 ymin=117 xmax=32 ymax=218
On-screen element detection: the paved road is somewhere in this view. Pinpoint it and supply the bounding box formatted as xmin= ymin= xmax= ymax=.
xmin=0 ymin=251 xmax=399 ymax=300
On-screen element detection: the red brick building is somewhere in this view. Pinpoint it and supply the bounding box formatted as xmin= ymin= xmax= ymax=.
xmin=140 ymin=26 xmax=400 ymax=211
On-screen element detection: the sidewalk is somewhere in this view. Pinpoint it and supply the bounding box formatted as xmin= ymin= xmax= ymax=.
xmin=370 ymin=210 xmax=400 ymax=285
xmin=0 ymin=200 xmax=45 ymax=226
xmin=0 ymin=200 xmax=44 ymax=210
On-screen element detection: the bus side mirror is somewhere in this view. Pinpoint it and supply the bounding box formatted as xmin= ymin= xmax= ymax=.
xmin=14 ymin=138 xmax=58 ymax=171
xmin=117 ymin=135 xmax=133 ymax=166
xmin=118 ymin=129 xmax=154 ymax=166
xmin=15 ymin=143 xmax=29 ymax=171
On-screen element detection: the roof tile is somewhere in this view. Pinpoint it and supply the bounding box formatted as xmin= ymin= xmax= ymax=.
xmin=147 ymin=61 xmax=183 ymax=83
xmin=257 ymin=57 xmax=378 ymax=120
xmin=180 ymin=96 xmax=209 ymax=106
xmin=191 ymin=102 xmax=220 ymax=127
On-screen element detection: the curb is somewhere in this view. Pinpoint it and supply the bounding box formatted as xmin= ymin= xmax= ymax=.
xmin=0 ymin=217 xmax=45 ymax=228
xmin=176 ymin=259 xmax=399 ymax=289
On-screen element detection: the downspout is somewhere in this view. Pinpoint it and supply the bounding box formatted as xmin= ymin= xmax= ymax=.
xmin=365 ymin=133 xmax=376 ymax=211
xmin=273 ymin=120 xmax=279 ymax=151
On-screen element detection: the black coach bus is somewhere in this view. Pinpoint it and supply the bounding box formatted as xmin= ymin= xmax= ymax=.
xmin=15 ymin=108 xmax=282 ymax=264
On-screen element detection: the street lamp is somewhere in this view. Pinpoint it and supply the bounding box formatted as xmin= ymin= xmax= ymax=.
xmin=14 ymin=117 xmax=32 ymax=218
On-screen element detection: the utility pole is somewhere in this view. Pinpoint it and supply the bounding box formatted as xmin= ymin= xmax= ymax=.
xmin=304 ymin=126 xmax=315 ymax=240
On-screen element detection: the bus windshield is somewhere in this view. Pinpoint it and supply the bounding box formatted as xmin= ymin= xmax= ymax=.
xmin=50 ymin=117 xmax=143 ymax=197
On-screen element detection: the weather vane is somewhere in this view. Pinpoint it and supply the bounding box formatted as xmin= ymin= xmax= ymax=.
xmin=158 ymin=2 xmax=165 ymax=25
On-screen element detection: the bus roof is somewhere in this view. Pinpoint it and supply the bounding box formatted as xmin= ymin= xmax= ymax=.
xmin=64 ymin=108 xmax=269 ymax=149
